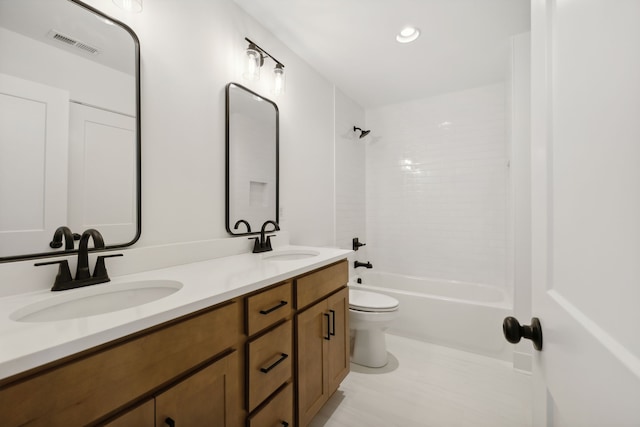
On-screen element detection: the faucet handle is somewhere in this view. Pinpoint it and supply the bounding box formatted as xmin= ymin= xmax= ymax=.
xmin=35 ymin=260 xmax=73 ymax=291
xmin=248 ymin=237 xmax=261 ymax=253
xmin=352 ymin=237 xmax=366 ymax=251
xmin=93 ymin=253 xmax=123 ymax=280
xmin=263 ymin=235 xmax=276 ymax=251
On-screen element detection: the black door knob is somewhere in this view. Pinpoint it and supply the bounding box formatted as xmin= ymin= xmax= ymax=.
xmin=503 ymin=316 xmax=543 ymax=351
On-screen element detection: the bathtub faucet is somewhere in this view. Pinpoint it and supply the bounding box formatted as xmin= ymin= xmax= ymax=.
xmin=354 ymin=261 xmax=373 ymax=269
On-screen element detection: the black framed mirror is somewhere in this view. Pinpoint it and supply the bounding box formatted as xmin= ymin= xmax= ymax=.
xmin=225 ymin=83 xmax=279 ymax=236
xmin=0 ymin=0 xmax=141 ymax=262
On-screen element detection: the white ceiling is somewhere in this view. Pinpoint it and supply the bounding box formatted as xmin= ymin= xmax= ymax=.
xmin=233 ymin=0 xmax=530 ymax=108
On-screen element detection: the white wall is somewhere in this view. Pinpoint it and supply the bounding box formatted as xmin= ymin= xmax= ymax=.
xmin=365 ymin=83 xmax=510 ymax=289
xmin=113 ymin=0 xmax=337 ymax=248
xmin=0 ymin=0 xmax=340 ymax=295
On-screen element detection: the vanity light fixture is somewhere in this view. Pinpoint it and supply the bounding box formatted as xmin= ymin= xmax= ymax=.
xmin=243 ymin=42 xmax=263 ymax=81
xmin=273 ymin=63 xmax=286 ymax=95
xmin=112 ymin=0 xmax=142 ymax=13
xmin=396 ymin=26 xmax=420 ymax=43
xmin=243 ymin=38 xmax=286 ymax=95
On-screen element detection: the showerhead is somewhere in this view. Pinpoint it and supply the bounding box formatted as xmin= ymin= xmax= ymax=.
xmin=353 ymin=126 xmax=371 ymax=139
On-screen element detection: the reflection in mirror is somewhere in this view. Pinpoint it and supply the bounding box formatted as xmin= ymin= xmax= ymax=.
xmin=0 ymin=0 xmax=141 ymax=261
xmin=226 ymin=83 xmax=279 ymax=236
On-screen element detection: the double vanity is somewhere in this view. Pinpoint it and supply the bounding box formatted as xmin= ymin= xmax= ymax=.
xmin=0 ymin=246 xmax=351 ymax=426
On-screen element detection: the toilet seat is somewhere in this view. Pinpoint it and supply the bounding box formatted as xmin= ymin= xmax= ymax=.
xmin=349 ymin=289 xmax=399 ymax=313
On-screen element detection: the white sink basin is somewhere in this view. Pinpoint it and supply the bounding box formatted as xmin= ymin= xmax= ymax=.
xmin=263 ymin=249 xmax=320 ymax=261
xmin=11 ymin=280 xmax=183 ymax=323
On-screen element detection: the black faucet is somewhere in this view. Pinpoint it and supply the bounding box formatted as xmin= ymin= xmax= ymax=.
xmin=76 ymin=229 xmax=105 ymax=280
xmin=251 ymin=220 xmax=280 ymax=253
xmin=354 ymin=261 xmax=373 ymax=269
xmin=35 ymin=228 xmax=122 ymax=291
xmin=233 ymin=219 xmax=252 ymax=233
xmin=49 ymin=226 xmax=79 ymax=250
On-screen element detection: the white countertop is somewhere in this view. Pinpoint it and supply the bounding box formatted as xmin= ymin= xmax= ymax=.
xmin=0 ymin=245 xmax=351 ymax=381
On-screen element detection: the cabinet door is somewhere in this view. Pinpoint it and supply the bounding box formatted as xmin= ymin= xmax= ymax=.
xmin=296 ymin=299 xmax=329 ymax=427
xmin=155 ymin=351 xmax=240 ymax=427
xmin=327 ymin=287 xmax=350 ymax=393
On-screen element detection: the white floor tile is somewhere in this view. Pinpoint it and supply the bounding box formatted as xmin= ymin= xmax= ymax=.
xmin=310 ymin=334 xmax=532 ymax=427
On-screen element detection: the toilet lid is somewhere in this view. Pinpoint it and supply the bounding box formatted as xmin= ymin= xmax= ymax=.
xmin=349 ymin=289 xmax=399 ymax=312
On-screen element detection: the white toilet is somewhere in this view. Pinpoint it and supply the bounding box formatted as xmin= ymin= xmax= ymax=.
xmin=349 ymin=289 xmax=400 ymax=368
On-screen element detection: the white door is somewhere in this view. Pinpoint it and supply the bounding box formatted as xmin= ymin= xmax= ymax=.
xmin=0 ymin=73 xmax=69 ymax=257
xmin=67 ymin=102 xmax=137 ymax=245
xmin=530 ymin=0 xmax=640 ymax=425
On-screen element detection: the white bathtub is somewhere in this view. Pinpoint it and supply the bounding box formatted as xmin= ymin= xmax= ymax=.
xmin=350 ymin=271 xmax=513 ymax=361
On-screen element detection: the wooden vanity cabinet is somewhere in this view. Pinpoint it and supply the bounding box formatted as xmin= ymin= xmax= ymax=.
xmin=0 ymin=259 xmax=349 ymax=427
xmin=295 ymin=260 xmax=350 ymax=427
xmin=0 ymin=301 xmax=243 ymax=427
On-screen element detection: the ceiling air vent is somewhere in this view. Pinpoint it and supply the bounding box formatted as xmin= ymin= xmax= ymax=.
xmin=46 ymin=30 xmax=101 ymax=56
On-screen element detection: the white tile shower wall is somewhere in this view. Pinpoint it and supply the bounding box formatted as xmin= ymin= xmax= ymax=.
xmin=366 ymin=83 xmax=509 ymax=288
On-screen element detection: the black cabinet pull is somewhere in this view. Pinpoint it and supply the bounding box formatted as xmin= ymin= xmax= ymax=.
xmin=329 ymin=309 xmax=336 ymax=336
xmin=324 ymin=313 xmax=331 ymax=340
xmin=260 ymin=353 xmax=289 ymax=373
xmin=259 ymin=300 xmax=288 ymax=315
xmin=165 ymin=417 xmax=176 ymax=427
xmin=281 ymin=422 xmax=289 ymax=427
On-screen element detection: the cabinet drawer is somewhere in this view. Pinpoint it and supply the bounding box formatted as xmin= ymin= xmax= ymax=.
xmin=295 ymin=260 xmax=348 ymax=309
xmin=246 ymin=281 xmax=292 ymax=336
xmin=248 ymin=382 xmax=293 ymax=427
xmin=0 ymin=301 xmax=240 ymax=427
xmin=247 ymin=320 xmax=293 ymax=411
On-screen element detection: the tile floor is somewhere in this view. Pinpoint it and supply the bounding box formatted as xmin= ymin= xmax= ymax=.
xmin=310 ymin=334 xmax=532 ymax=427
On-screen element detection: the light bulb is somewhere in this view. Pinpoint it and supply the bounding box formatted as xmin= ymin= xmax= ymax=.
xmin=273 ymin=64 xmax=285 ymax=95
xmin=243 ymin=45 xmax=262 ymax=81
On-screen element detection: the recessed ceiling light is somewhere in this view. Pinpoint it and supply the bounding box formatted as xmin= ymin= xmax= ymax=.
xmin=396 ymin=26 xmax=420 ymax=43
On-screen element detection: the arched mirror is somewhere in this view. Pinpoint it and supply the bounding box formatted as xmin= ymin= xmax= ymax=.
xmin=0 ymin=0 xmax=141 ymax=261
xmin=225 ymin=83 xmax=279 ymax=236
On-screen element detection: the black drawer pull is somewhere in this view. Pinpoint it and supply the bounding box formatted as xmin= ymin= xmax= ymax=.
xmin=324 ymin=313 xmax=331 ymax=340
xmin=259 ymin=300 xmax=288 ymax=315
xmin=260 ymin=353 xmax=289 ymax=373
xmin=165 ymin=417 xmax=176 ymax=427
xmin=281 ymin=422 xmax=289 ymax=427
